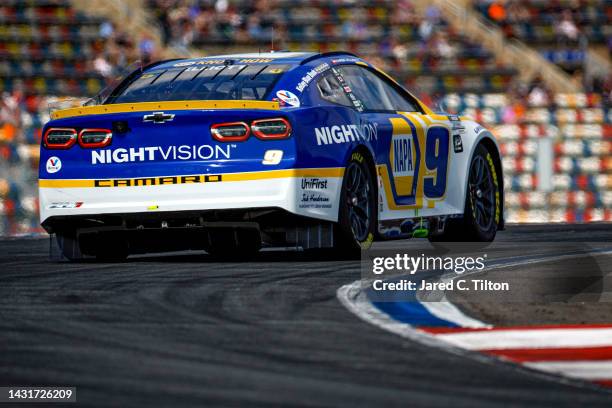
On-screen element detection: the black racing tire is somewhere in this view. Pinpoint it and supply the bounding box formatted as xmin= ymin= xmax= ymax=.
xmin=334 ymin=151 xmax=377 ymax=255
xmin=430 ymin=144 xmax=501 ymax=242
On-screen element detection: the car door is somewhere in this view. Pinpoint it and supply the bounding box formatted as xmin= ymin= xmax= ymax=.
xmin=336 ymin=65 xmax=452 ymax=220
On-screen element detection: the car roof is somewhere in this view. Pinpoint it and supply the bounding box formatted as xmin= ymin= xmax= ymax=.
xmin=150 ymin=51 xmax=361 ymax=71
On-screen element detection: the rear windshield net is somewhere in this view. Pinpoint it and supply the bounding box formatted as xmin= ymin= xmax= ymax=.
xmin=110 ymin=64 xmax=290 ymax=103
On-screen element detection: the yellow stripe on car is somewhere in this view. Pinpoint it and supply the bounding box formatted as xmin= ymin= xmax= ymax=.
xmin=50 ymin=100 xmax=280 ymax=120
xmin=39 ymin=167 xmax=345 ymax=189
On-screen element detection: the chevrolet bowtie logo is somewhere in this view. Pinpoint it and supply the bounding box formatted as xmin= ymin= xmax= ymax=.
xmin=143 ymin=112 xmax=175 ymax=124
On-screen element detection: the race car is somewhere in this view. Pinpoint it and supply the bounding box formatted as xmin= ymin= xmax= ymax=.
xmin=39 ymin=51 xmax=504 ymax=260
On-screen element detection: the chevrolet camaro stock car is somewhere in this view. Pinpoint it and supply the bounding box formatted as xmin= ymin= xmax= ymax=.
xmin=39 ymin=52 xmax=504 ymax=260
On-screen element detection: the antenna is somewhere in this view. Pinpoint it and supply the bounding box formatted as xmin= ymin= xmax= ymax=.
xmin=271 ymin=26 xmax=275 ymax=52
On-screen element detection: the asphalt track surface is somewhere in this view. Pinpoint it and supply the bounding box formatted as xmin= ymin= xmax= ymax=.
xmin=1 ymin=224 xmax=612 ymax=407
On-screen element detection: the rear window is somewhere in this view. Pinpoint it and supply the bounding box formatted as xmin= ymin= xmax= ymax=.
xmin=110 ymin=64 xmax=290 ymax=103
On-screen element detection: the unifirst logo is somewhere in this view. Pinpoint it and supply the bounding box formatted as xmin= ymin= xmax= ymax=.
xmin=392 ymin=134 xmax=415 ymax=176
xmin=91 ymin=145 xmax=234 ymax=164
xmin=314 ymin=123 xmax=378 ymax=146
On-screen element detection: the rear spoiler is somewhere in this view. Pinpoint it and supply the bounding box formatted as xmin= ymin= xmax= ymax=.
xmin=50 ymin=100 xmax=280 ymax=120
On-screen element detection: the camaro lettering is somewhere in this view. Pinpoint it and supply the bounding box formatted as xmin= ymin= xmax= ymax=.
xmin=91 ymin=145 xmax=233 ymax=164
xmin=94 ymin=174 xmax=223 ymax=187
xmin=314 ymin=123 xmax=378 ymax=146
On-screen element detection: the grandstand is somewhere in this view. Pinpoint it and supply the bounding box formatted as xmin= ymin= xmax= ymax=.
xmin=474 ymin=0 xmax=610 ymax=79
xmin=0 ymin=0 xmax=609 ymax=235
xmin=148 ymin=0 xmax=518 ymax=95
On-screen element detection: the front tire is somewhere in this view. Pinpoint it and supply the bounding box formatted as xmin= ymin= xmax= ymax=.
xmin=334 ymin=152 xmax=377 ymax=254
xmin=431 ymin=144 xmax=501 ymax=242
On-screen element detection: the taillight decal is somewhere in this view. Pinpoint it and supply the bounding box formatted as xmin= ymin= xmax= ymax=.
xmin=211 ymin=122 xmax=250 ymax=142
xmin=43 ymin=128 xmax=77 ymax=149
xmin=79 ymin=129 xmax=113 ymax=148
xmin=251 ymin=118 xmax=291 ymax=140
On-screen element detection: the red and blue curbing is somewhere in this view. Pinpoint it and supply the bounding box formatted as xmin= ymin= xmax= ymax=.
xmin=368 ymin=287 xmax=612 ymax=389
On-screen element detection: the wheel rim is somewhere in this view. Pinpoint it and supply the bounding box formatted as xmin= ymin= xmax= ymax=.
xmin=468 ymin=156 xmax=495 ymax=232
xmin=345 ymin=162 xmax=371 ymax=242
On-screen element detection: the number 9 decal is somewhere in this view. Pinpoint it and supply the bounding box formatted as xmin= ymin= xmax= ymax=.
xmin=424 ymin=126 xmax=450 ymax=199
xmin=262 ymin=149 xmax=284 ymax=165
xmin=387 ymin=117 xmax=450 ymax=208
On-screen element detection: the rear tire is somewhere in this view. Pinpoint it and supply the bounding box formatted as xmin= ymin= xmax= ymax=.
xmin=430 ymin=144 xmax=501 ymax=242
xmin=334 ymin=152 xmax=377 ymax=255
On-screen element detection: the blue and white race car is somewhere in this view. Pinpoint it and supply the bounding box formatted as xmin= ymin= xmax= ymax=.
xmin=39 ymin=51 xmax=504 ymax=260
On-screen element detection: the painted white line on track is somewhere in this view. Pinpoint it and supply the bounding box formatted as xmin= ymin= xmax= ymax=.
xmin=436 ymin=328 xmax=612 ymax=350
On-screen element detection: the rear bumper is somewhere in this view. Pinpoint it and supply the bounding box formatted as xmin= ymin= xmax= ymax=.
xmin=39 ymin=168 xmax=344 ymax=227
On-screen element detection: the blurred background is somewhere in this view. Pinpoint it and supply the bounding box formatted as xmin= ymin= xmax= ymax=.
xmin=0 ymin=0 xmax=609 ymax=236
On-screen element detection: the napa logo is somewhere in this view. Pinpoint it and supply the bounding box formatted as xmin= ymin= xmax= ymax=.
xmin=392 ymin=134 xmax=415 ymax=177
xmin=46 ymin=156 xmax=62 ymax=174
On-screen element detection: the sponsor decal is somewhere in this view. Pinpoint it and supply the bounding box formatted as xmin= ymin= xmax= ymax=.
xmin=447 ymin=114 xmax=461 ymax=122
xmin=301 ymin=178 xmax=328 ymax=189
xmin=299 ymin=177 xmax=332 ymax=209
xmin=173 ymin=59 xmax=272 ymax=67
xmin=47 ymin=202 xmax=83 ymax=209
xmin=453 ymin=134 xmax=464 ymax=153
xmin=299 ymin=192 xmax=331 ymax=209
xmin=392 ymin=135 xmax=416 ymax=177
xmin=184 ymin=65 xmax=225 ymax=73
xmin=276 ymin=90 xmax=300 ymax=107
xmin=330 ymin=67 xmax=364 ymax=112
xmin=331 ymin=58 xmax=360 ymax=64
xmin=486 ymin=153 xmax=500 ymax=223
xmin=238 ymin=58 xmax=274 ymax=63
xmin=314 ymin=123 xmax=378 ymax=146
xmin=474 ymin=125 xmax=484 ymax=134
xmin=46 ymin=156 xmax=62 ymax=173
xmin=351 ymin=152 xmax=364 ymax=163
xmin=91 ymin=145 xmax=234 ymax=165
xmin=296 ymin=63 xmax=330 ymax=92
xmin=360 ymin=232 xmax=374 ymax=250
xmin=446 ymin=114 xmax=464 ymax=153
xmin=94 ymin=174 xmax=223 ymax=188
xmin=174 ymin=60 xmax=223 ymax=67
